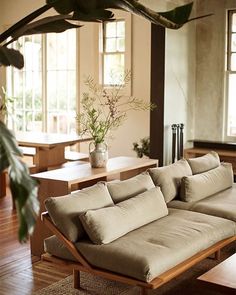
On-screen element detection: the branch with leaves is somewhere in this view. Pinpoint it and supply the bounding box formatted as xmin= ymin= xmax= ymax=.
xmin=77 ymin=71 xmax=155 ymax=144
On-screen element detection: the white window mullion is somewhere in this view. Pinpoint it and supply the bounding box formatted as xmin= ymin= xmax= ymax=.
xmin=42 ymin=34 xmax=47 ymax=132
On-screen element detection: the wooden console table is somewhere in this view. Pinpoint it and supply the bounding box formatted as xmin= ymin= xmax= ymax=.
xmin=31 ymin=156 xmax=158 ymax=256
xmin=198 ymin=253 xmax=236 ymax=292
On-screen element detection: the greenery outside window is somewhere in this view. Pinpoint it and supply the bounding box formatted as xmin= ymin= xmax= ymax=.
xmin=7 ymin=29 xmax=78 ymax=134
xmin=225 ymin=10 xmax=236 ymax=138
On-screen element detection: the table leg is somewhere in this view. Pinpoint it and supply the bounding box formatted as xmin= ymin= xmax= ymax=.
xmin=33 ymin=146 xmax=66 ymax=172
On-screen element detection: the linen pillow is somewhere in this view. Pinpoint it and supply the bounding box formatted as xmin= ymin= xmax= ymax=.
xmin=79 ymin=187 xmax=168 ymax=244
xmin=180 ymin=163 xmax=233 ymax=203
xmin=107 ymin=172 xmax=155 ymax=203
xmin=148 ymin=159 xmax=192 ymax=203
xmin=45 ymin=183 xmax=113 ymax=242
xmin=187 ymin=151 xmax=220 ymax=174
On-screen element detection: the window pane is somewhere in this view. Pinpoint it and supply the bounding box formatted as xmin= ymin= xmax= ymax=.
xmin=103 ymin=54 xmax=125 ymax=85
xmin=231 ymin=53 xmax=236 ymax=70
xmin=227 ymin=74 xmax=236 ymax=136
xmin=232 ymin=33 xmax=236 ymax=51
xmin=117 ymin=21 xmax=125 ymax=37
xmin=232 ymin=13 xmax=236 ymax=32
xmin=105 ymin=22 xmax=116 ymax=37
xmin=117 ymin=38 xmax=125 ymax=52
xmin=105 ymin=38 xmax=117 ymax=52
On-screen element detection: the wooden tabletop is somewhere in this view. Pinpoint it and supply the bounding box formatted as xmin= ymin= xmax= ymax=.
xmin=16 ymin=131 xmax=91 ymax=148
xmin=198 ymin=253 xmax=236 ymax=289
xmin=31 ymin=156 xmax=158 ymax=185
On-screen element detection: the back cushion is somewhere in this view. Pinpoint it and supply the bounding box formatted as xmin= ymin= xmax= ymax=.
xmin=79 ymin=187 xmax=168 ymax=244
xmin=107 ymin=172 xmax=155 ymax=203
xmin=148 ymin=159 xmax=192 ymax=203
xmin=180 ymin=163 xmax=234 ymax=202
xmin=45 ymin=183 xmax=113 ymax=242
xmin=187 ymin=151 xmax=220 ymax=174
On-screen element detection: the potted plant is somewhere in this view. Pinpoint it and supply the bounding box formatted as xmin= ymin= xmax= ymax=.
xmin=133 ymin=137 xmax=150 ymax=158
xmin=77 ymin=72 xmax=155 ymax=167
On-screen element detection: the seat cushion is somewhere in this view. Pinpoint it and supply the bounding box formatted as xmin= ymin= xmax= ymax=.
xmin=191 ymin=185 xmax=236 ymax=222
xmin=168 ymin=184 xmax=236 ymax=222
xmin=106 ymin=172 xmax=155 ymax=203
xmin=148 ymin=159 xmax=192 ymax=203
xmin=79 ymin=187 xmax=168 ymax=244
xmin=44 ymin=183 xmax=114 ymax=242
xmin=187 ymin=151 xmax=220 ymax=174
xmin=180 ymin=163 xmax=233 ymax=202
xmin=76 ymin=209 xmax=236 ymax=282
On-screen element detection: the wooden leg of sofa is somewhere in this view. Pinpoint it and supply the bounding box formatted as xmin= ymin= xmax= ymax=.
xmin=73 ymin=269 xmax=80 ymax=289
xmin=140 ymin=287 xmax=149 ymax=295
xmin=215 ymin=249 xmax=221 ymax=260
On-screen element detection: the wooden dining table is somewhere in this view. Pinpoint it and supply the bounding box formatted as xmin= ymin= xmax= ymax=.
xmin=16 ymin=131 xmax=92 ymax=172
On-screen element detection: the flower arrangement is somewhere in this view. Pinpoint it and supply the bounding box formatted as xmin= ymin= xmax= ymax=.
xmin=77 ymin=72 xmax=155 ymax=144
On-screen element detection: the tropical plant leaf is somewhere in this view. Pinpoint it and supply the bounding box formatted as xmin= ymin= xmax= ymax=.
xmin=0 ymin=46 xmax=24 ymax=69
xmin=72 ymin=9 xmax=114 ymax=22
xmin=0 ymin=4 xmax=52 ymax=44
xmin=159 ymin=2 xmax=193 ymax=25
xmin=46 ymin=0 xmax=77 ymax=14
xmin=11 ymin=15 xmax=82 ymax=40
xmin=0 ymin=121 xmax=39 ymax=242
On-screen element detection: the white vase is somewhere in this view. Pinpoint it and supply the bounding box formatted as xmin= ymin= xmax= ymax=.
xmin=89 ymin=142 xmax=108 ymax=168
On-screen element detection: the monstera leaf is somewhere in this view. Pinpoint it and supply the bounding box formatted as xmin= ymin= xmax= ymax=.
xmin=0 ymin=122 xmax=39 ymax=242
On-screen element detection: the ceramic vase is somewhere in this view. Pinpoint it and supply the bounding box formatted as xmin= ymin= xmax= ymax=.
xmin=89 ymin=142 xmax=108 ymax=168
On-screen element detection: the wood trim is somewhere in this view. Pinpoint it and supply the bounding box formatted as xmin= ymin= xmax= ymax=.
xmin=150 ymin=24 xmax=165 ymax=166
xmin=41 ymin=213 xmax=91 ymax=269
xmin=42 ymin=211 xmax=236 ymax=293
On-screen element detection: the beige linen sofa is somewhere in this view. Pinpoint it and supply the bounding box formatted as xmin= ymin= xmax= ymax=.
xmin=42 ymin=152 xmax=236 ymax=295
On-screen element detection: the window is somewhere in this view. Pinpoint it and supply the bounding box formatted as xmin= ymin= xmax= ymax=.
xmin=102 ymin=20 xmax=125 ymax=85
xmin=7 ymin=29 xmax=77 ymax=134
xmin=100 ymin=11 xmax=131 ymax=88
xmin=225 ymin=10 xmax=236 ymax=137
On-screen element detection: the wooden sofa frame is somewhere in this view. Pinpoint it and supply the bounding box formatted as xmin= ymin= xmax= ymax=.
xmin=41 ymin=212 xmax=236 ymax=295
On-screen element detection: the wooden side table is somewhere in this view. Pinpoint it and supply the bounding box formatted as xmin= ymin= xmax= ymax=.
xmin=30 ymin=156 xmax=158 ymax=256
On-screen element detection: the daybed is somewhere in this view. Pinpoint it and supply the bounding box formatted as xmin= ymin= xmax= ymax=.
xmin=42 ymin=151 xmax=236 ymax=295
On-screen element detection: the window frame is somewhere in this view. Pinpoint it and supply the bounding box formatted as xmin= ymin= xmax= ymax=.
xmin=224 ymin=9 xmax=236 ymax=140
xmin=6 ymin=29 xmax=79 ymax=135
xmin=98 ymin=11 xmax=132 ymax=95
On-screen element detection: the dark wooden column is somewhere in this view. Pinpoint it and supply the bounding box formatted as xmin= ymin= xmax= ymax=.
xmin=149 ymin=24 xmax=165 ymax=166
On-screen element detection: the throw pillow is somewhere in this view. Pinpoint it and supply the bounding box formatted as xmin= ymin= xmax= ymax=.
xmin=45 ymin=183 xmax=114 ymax=242
xmin=79 ymin=187 xmax=168 ymax=244
xmin=180 ymin=163 xmax=234 ymax=202
xmin=107 ymin=172 xmax=155 ymax=203
xmin=187 ymin=151 xmax=220 ymax=174
xmin=148 ymin=159 xmax=192 ymax=203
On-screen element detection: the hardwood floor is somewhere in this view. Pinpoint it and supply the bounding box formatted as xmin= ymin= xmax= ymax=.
xmin=0 ymin=191 xmax=72 ymax=295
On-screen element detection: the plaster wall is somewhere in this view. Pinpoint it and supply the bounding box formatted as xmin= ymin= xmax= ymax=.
xmin=195 ymin=0 xmax=236 ymax=141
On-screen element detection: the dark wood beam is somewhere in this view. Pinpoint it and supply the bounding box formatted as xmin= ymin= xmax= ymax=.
xmin=149 ymin=24 xmax=165 ymax=166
